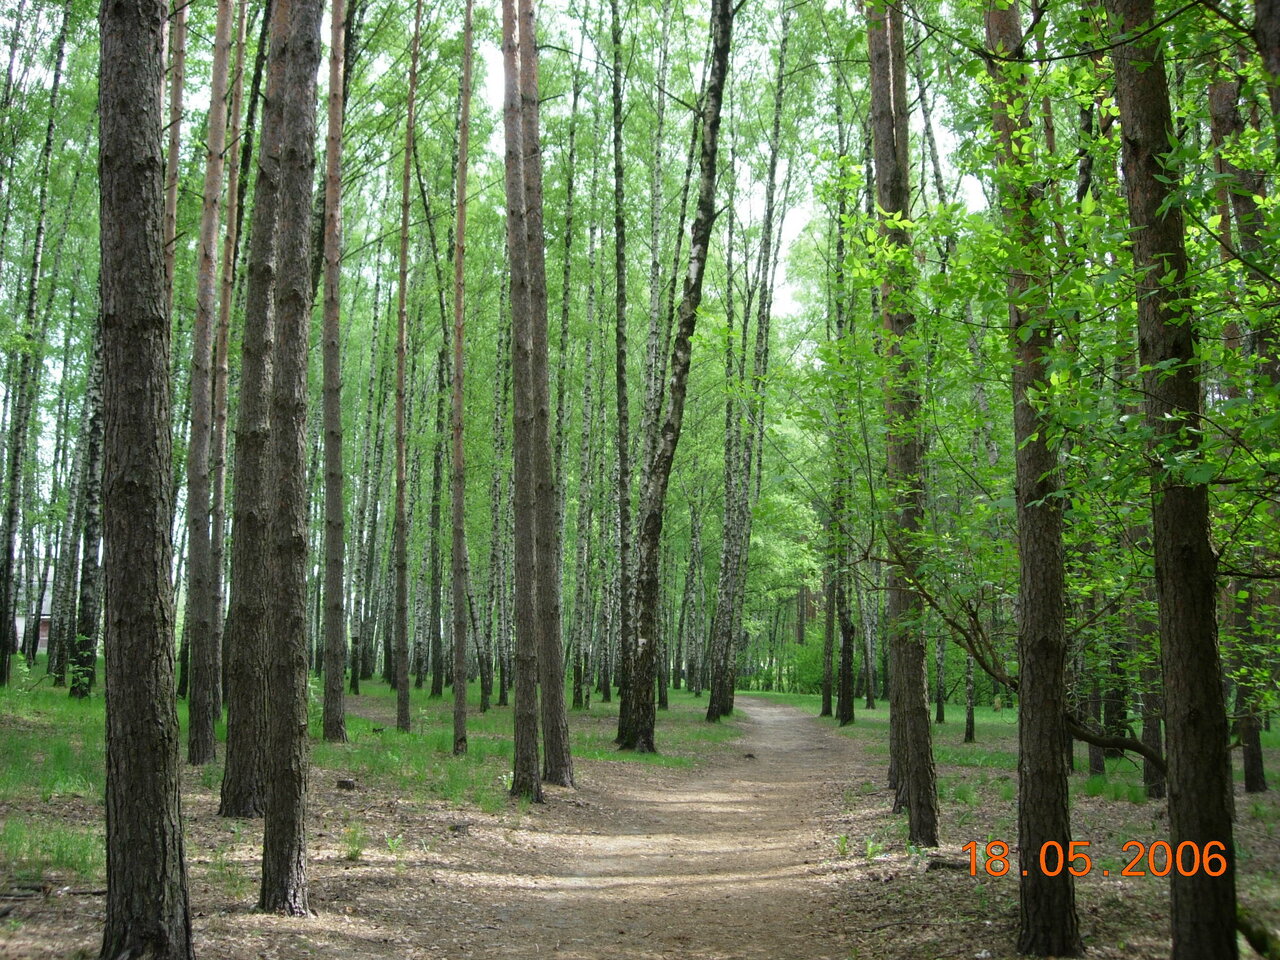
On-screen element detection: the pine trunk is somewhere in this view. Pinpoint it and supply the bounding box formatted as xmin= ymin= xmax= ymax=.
xmin=1109 ymin=0 xmax=1238 ymax=953
xmin=186 ymin=0 xmax=235 ymax=765
xmin=259 ymin=0 xmax=323 ymax=914
xmin=221 ymin=0 xmax=291 ymax=821
xmin=320 ymin=0 xmax=347 ymax=742
xmin=985 ymin=3 xmax=1081 ymax=952
xmin=98 ymin=0 xmax=195 ymax=947
xmin=869 ymin=0 xmax=937 ymax=847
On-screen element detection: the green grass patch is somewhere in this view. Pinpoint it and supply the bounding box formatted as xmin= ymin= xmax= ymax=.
xmin=0 ymin=686 xmax=104 ymax=804
xmin=0 ymin=818 xmax=105 ymax=881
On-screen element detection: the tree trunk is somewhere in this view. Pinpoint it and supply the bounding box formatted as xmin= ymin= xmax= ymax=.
xmin=98 ymin=0 xmax=195 ymax=947
xmin=502 ymin=0 xmax=543 ymax=802
xmin=221 ymin=0 xmax=291 ymax=821
xmin=625 ymin=0 xmax=733 ymax=753
xmin=869 ymin=0 xmax=937 ymax=848
xmin=186 ymin=0 xmax=235 ymax=765
xmin=503 ymin=0 xmax=571 ymax=785
xmin=1108 ymin=0 xmax=1238 ymax=953
xmin=451 ymin=0 xmax=475 ymax=756
xmin=69 ymin=349 xmax=103 ymax=699
xmin=392 ymin=0 xmax=423 ymax=735
xmin=835 ymin=570 xmax=855 ymax=726
xmin=259 ymin=0 xmax=322 ymax=915
xmin=212 ymin=0 xmax=251 ymax=714
xmin=428 ymin=358 xmax=446 ymax=698
xmin=163 ymin=0 xmax=186 ymax=309
xmin=820 ymin=569 xmax=834 ymax=717
xmin=964 ymin=654 xmax=975 ymax=743
xmin=608 ymin=0 xmax=635 ymax=747
xmin=985 ymin=3 xmax=1081 ymax=952
xmin=320 ymin=0 xmax=347 ymax=743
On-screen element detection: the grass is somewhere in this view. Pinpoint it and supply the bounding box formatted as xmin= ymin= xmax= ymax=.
xmin=0 ymin=818 xmax=105 ymax=882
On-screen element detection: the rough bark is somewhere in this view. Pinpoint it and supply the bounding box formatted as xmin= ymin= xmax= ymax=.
xmin=1108 ymin=0 xmax=1238 ymax=953
xmin=502 ymin=0 xmax=542 ymax=802
xmin=97 ymin=0 xmax=195 ymax=947
xmin=513 ymin=0 xmax=572 ymax=787
xmin=258 ymin=0 xmax=323 ymax=914
xmin=869 ymin=0 xmax=937 ymax=848
xmin=221 ymin=0 xmax=291 ymax=821
xmin=985 ymin=3 xmax=1082 ymax=952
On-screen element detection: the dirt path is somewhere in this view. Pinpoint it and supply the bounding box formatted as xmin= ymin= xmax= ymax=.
xmin=443 ymin=696 xmax=866 ymax=960
xmin=4 ymin=697 xmax=877 ymax=960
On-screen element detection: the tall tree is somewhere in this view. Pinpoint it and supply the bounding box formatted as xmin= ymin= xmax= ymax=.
xmin=187 ymin=0 xmax=236 ymax=766
xmin=521 ymin=0 xmax=573 ymax=789
xmin=608 ymin=0 xmax=635 ymax=745
xmin=501 ymin=0 xmax=542 ymax=802
xmin=451 ymin=0 xmax=475 ymax=757
xmin=393 ymin=0 xmax=425 ymax=735
xmin=625 ymin=0 xmax=734 ymax=753
xmin=211 ymin=0 xmax=251 ymax=722
xmin=259 ymin=0 xmax=324 ymax=914
xmin=984 ymin=3 xmax=1081 ymax=953
xmin=867 ymin=0 xmax=937 ymax=848
xmin=221 ymin=0 xmax=293 ymax=821
xmin=1107 ymin=0 xmax=1238 ymax=954
xmin=98 ymin=0 xmax=194 ymax=948
xmin=321 ymin=0 xmax=348 ymax=743
xmin=0 ymin=0 xmax=72 ymax=685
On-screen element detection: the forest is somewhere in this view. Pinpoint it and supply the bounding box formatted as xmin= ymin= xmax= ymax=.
xmin=0 ymin=0 xmax=1278 ymax=955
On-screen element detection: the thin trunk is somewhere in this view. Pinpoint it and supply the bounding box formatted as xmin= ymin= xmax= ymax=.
xmin=320 ymin=0 xmax=347 ymax=742
xmin=428 ymin=359 xmax=446 ymax=697
xmin=392 ymin=0 xmax=424 ymax=734
xmin=626 ymin=0 xmax=733 ymax=753
xmin=212 ymin=0 xmax=250 ymax=713
xmin=609 ymin=0 xmax=635 ymax=747
xmin=0 ymin=0 xmax=72 ymax=684
xmin=986 ymin=3 xmax=1080 ymax=951
xmin=820 ymin=567 xmax=834 ymax=717
xmin=964 ymin=654 xmax=975 ymax=743
xmin=69 ymin=349 xmax=103 ymax=698
xmin=186 ymin=0 xmax=236 ymax=764
xmin=163 ymin=0 xmax=187 ymax=308
xmin=451 ymin=0 xmax=475 ymax=755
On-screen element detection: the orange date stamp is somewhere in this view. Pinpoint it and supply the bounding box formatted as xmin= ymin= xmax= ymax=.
xmin=962 ymin=839 xmax=1229 ymax=878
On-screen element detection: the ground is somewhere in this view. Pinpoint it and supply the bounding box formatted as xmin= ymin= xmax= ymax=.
xmin=2 ymin=693 xmax=1277 ymax=959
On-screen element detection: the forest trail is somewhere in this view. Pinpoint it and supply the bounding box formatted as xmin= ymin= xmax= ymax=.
xmin=4 ymin=698 xmax=877 ymax=960
xmin=443 ymin=696 xmax=866 ymax=960
xmin=287 ymin=696 xmax=870 ymax=960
